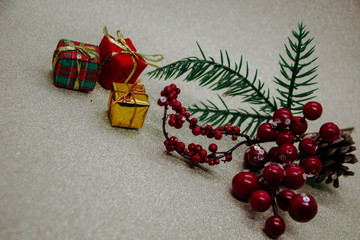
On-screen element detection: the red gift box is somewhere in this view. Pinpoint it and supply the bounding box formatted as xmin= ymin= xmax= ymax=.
xmin=98 ymin=28 xmax=148 ymax=89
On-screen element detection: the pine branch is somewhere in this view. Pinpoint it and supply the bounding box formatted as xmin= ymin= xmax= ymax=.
xmin=275 ymin=22 xmax=318 ymax=113
xmin=187 ymin=95 xmax=272 ymax=137
xmin=149 ymin=43 xmax=277 ymax=113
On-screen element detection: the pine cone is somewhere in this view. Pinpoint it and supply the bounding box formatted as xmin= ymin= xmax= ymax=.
xmin=304 ymin=131 xmax=358 ymax=188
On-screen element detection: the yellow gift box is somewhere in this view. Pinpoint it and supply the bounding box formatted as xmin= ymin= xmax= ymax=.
xmin=108 ymin=80 xmax=150 ymax=129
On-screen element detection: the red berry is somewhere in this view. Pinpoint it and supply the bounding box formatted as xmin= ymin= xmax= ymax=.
xmin=175 ymin=142 xmax=185 ymax=152
xmin=194 ymin=144 xmax=202 ymax=153
xmin=320 ymin=122 xmax=340 ymax=142
xmin=184 ymin=112 xmax=190 ymax=118
xmin=277 ymin=189 xmax=295 ymax=211
xmin=157 ymin=98 xmax=165 ymax=106
xmin=168 ymin=93 xmax=175 ymax=100
xmin=190 ymin=118 xmax=197 ymax=126
xmin=276 ymin=130 xmax=295 ymax=146
xmin=168 ymin=118 xmax=176 ymax=127
xmin=207 ymin=132 xmax=214 ymax=138
xmin=204 ymin=157 xmax=209 ymax=163
xmin=288 ymin=193 xmax=317 ymax=222
xmin=164 ymin=86 xmax=172 ymax=95
xmin=191 ymin=154 xmax=201 ymax=164
xmin=303 ymin=101 xmax=322 ymax=120
xmin=290 ymin=116 xmax=308 ymax=135
xmin=198 ymin=149 xmax=207 ymax=159
xmin=277 ymin=143 xmax=298 ymax=163
xmin=160 ymin=90 xmax=166 ymax=96
xmin=258 ymin=179 xmax=269 ymax=192
xmin=192 ymin=126 xmax=201 ymax=136
xmin=299 ymin=138 xmax=318 ymax=155
xmin=172 ymin=101 xmax=182 ymax=111
xmin=169 ymin=83 xmax=177 ymax=91
xmin=243 ymin=146 xmax=268 ymax=169
xmin=302 ymin=156 xmax=322 ymax=176
xmin=166 ymin=144 xmax=175 ymax=152
xmin=174 ymin=123 xmax=183 ymax=129
xmin=263 ymin=163 xmax=285 ymax=184
xmin=256 ymin=122 xmax=276 ymax=142
xmin=163 ymin=140 xmax=169 ymax=147
xmin=232 ymin=171 xmax=259 ymax=200
xmin=215 ymin=159 xmax=220 ymax=165
xmin=214 ymin=131 xmax=222 ymax=140
xmin=231 ymin=135 xmax=237 ymax=141
xmin=208 ymin=143 xmax=218 ymax=152
xmin=188 ymin=143 xmax=195 ymax=151
xmin=265 ymin=216 xmax=286 ymax=238
xmin=204 ymin=125 xmax=213 ymax=133
xmin=283 ymin=164 xmax=307 ymax=190
xmin=169 ymin=136 xmax=178 ymax=145
xmin=224 ymin=124 xmax=232 ymax=133
xmin=233 ymin=126 xmax=240 ymax=133
xmin=176 ymin=88 xmax=181 ymax=94
xmin=273 ymin=108 xmax=293 ymax=129
xmin=268 ymin=147 xmax=281 ymax=163
xmin=225 ymin=154 xmax=232 ymax=161
xmin=209 ymin=160 xmax=215 ymax=166
xmin=249 ymin=190 xmax=271 ymax=212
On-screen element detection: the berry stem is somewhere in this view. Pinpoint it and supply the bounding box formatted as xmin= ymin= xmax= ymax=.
xmin=268 ymin=183 xmax=279 ymax=216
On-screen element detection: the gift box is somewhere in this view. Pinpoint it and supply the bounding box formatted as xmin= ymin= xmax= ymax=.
xmin=98 ymin=27 xmax=163 ymax=89
xmin=108 ymin=81 xmax=150 ymax=129
xmin=52 ymin=39 xmax=100 ymax=92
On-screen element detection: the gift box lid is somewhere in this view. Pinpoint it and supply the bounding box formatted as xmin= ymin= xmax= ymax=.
xmin=112 ymin=83 xmax=149 ymax=107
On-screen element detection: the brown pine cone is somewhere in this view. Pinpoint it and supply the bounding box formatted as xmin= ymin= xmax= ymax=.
xmin=304 ymin=131 xmax=358 ymax=188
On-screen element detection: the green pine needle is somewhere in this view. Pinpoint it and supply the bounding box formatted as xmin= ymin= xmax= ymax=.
xmin=148 ymin=42 xmax=277 ymax=113
xmin=187 ymin=95 xmax=272 ymax=137
xmin=275 ymin=22 xmax=318 ymax=112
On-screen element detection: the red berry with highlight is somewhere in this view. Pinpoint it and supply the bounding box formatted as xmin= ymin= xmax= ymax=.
xmin=302 ymin=156 xmax=322 ymax=176
xmin=276 ymin=130 xmax=295 ymax=146
xmin=303 ymin=101 xmax=322 ymax=120
xmin=299 ymin=138 xmax=318 ymax=156
xmin=208 ymin=143 xmax=218 ymax=152
xmin=204 ymin=125 xmax=212 ymax=133
xmin=249 ymin=190 xmax=271 ymax=212
xmin=290 ymin=116 xmax=308 ymax=135
xmin=288 ymin=193 xmax=317 ymax=222
xmin=263 ymin=163 xmax=285 ymax=184
xmin=265 ymin=216 xmax=286 ymax=238
xmin=224 ymin=124 xmax=232 ymax=133
xmin=273 ymin=108 xmax=293 ymax=129
xmin=198 ymin=149 xmax=207 ymax=159
xmin=232 ymin=171 xmax=259 ymax=200
xmin=192 ymin=126 xmax=201 ymax=136
xmin=283 ymin=164 xmax=307 ymax=190
xmin=320 ymin=122 xmax=340 ymax=142
xmin=214 ymin=131 xmax=222 ymax=140
xmin=277 ymin=189 xmax=295 ymax=211
xmin=244 ymin=146 xmax=268 ymax=169
xmin=278 ymin=143 xmax=298 ymax=163
xmin=256 ymin=122 xmax=276 ymax=142
xmin=191 ymin=154 xmax=201 ymax=164
xmin=233 ymin=126 xmax=240 ymax=133
xmin=190 ymin=118 xmax=197 ymax=126
xmin=175 ymin=142 xmax=185 ymax=152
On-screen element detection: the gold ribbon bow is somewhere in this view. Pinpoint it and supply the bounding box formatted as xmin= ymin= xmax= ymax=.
xmin=53 ymin=41 xmax=99 ymax=90
xmin=109 ymin=79 xmax=148 ymax=128
xmin=99 ymin=26 xmax=164 ymax=83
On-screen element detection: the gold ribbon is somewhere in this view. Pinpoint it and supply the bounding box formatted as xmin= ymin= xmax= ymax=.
xmin=109 ymin=79 xmax=148 ymax=128
xmin=53 ymin=41 xmax=99 ymax=90
xmin=99 ymin=26 xmax=164 ymax=83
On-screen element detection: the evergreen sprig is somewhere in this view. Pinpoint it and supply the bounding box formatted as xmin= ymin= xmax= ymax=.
xmin=188 ymin=95 xmax=272 ymax=137
xmin=149 ymin=23 xmax=318 ymax=136
xmin=275 ymin=22 xmax=318 ymax=113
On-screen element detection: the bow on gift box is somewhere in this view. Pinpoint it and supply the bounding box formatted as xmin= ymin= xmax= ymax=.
xmin=53 ymin=41 xmax=99 ymax=90
xmin=99 ymin=27 xmax=164 ymax=83
xmin=109 ymin=79 xmax=149 ymax=128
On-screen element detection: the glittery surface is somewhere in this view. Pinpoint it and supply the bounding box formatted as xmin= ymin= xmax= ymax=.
xmin=1 ymin=1 xmax=360 ymax=239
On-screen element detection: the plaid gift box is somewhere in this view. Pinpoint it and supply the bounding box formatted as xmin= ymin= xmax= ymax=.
xmin=108 ymin=81 xmax=150 ymax=129
xmin=52 ymin=39 xmax=100 ymax=92
xmin=98 ymin=27 xmax=163 ymax=89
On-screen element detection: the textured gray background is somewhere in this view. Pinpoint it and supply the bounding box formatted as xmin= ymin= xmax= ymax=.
xmin=1 ymin=0 xmax=360 ymax=239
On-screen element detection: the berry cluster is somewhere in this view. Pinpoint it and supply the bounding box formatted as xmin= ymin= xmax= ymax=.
xmin=233 ymin=102 xmax=340 ymax=238
xmin=158 ymin=85 xmax=341 ymax=238
xmin=159 ymin=84 xmax=251 ymax=166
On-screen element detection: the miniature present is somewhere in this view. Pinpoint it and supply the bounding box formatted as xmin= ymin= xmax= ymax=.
xmin=108 ymin=80 xmax=150 ymax=129
xmin=52 ymin=39 xmax=100 ymax=91
xmin=98 ymin=27 xmax=163 ymax=89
